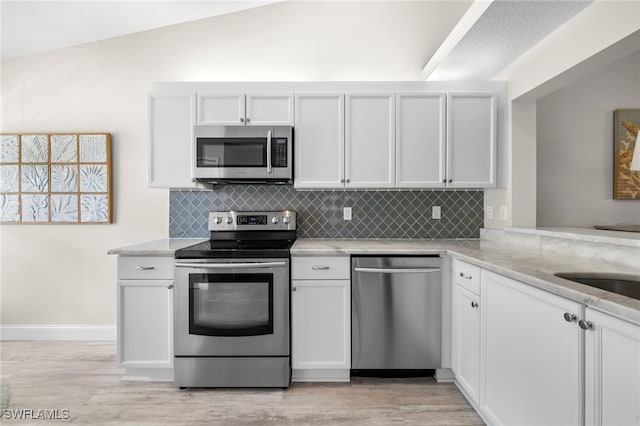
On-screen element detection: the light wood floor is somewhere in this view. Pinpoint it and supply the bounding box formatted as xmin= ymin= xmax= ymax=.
xmin=1 ymin=341 xmax=484 ymax=425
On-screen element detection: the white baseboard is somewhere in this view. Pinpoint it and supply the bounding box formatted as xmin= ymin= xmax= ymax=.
xmin=0 ymin=325 xmax=117 ymax=341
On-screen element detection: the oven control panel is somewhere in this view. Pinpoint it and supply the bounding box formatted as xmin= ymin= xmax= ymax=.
xmin=208 ymin=211 xmax=296 ymax=231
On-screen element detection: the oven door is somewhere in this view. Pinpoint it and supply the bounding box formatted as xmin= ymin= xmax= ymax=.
xmin=174 ymin=258 xmax=289 ymax=357
xmin=193 ymin=125 xmax=292 ymax=181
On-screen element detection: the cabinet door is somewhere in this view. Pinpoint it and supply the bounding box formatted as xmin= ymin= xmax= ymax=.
xmin=481 ymin=271 xmax=581 ymax=426
xmin=149 ymin=92 xmax=197 ymax=188
xmin=246 ymin=93 xmax=294 ymax=125
xmin=291 ymin=279 xmax=350 ymax=370
xmin=117 ymin=280 xmax=173 ymax=368
xmin=197 ymin=92 xmax=245 ymax=125
xmin=345 ymin=93 xmax=395 ymax=188
xmin=446 ymin=93 xmax=496 ymax=188
xmin=452 ymin=284 xmax=481 ymax=403
xmin=294 ymin=93 xmax=345 ymax=189
xmin=584 ymin=308 xmax=640 ymax=426
xmin=396 ymin=93 xmax=446 ymax=188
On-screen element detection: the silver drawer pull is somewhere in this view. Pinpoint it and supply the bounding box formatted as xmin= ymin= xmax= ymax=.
xmin=136 ymin=266 xmax=155 ymax=270
xmin=312 ymin=266 xmax=330 ymax=270
xmin=459 ymin=272 xmax=472 ymax=280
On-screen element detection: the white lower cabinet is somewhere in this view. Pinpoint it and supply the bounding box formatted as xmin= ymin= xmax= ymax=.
xmin=117 ymin=256 xmax=174 ymax=381
xmin=291 ymin=256 xmax=350 ymax=382
xmin=584 ymin=308 xmax=640 ymax=426
xmin=452 ymin=260 xmax=482 ymax=403
xmin=481 ymin=270 xmax=582 ymax=426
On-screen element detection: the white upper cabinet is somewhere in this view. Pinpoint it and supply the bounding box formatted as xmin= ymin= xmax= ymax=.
xmin=446 ymin=93 xmax=497 ymax=188
xmin=148 ymin=92 xmax=197 ymax=188
xmin=197 ymin=92 xmax=293 ymax=126
xmin=584 ymin=308 xmax=640 ymax=426
xmin=197 ymin=93 xmax=245 ymax=125
xmin=345 ymin=93 xmax=395 ymax=188
xmin=246 ymin=94 xmax=294 ymax=125
xmin=396 ymin=93 xmax=446 ymax=188
xmin=294 ymin=93 xmax=345 ymax=189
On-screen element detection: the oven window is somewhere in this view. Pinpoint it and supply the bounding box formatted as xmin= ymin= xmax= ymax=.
xmin=188 ymin=273 xmax=273 ymax=336
xmin=196 ymin=138 xmax=266 ymax=168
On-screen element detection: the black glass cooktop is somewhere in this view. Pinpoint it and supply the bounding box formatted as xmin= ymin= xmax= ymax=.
xmin=175 ymin=238 xmax=295 ymax=259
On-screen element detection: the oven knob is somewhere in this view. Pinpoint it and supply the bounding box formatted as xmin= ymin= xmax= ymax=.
xmin=213 ymin=217 xmax=222 ymax=224
xmin=282 ymin=216 xmax=291 ymax=224
xmin=272 ymin=217 xmax=280 ymax=224
xmin=225 ymin=217 xmax=233 ymax=224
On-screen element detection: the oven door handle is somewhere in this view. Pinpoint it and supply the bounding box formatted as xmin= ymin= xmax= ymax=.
xmin=175 ymin=261 xmax=287 ymax=269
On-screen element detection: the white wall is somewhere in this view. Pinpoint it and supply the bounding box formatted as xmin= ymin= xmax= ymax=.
xmin=537 ymin=51 xmax=640 ymax=227
xmin=0 ymin=1 xmax=471 ymax=327
xmin=485 ymin=0 xmax=640 ymax=229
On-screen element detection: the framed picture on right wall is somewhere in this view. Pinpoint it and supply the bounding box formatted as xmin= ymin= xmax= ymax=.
xmin=613 ymin=109 xmax=640 ymax=199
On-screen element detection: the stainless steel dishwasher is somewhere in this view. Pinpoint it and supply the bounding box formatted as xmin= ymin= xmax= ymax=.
xmin=351 ymin=256 xmax=442 ymax=371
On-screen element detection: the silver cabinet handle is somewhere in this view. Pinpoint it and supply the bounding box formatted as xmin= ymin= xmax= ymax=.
xmin=167 ymin=284 xmax=174 ymax=290
xmin=246 ymin=117 xmax=250 ymax=123
xmin=266 ymin=130 xmax=272 ymax=173
xmin=563 ymin=313 xmax=577 ymax=323
xmin=459 ymin=272 xmax=472 ymax=279
xmin=312 ymin=266 xmax=330 ymax=271
xmin=354 ymin=267 xmax=440 ymax=274
xmin=136 ymin=266 xmax=155 ymax=270
xmin=292 ymin=287 xmax=297 ymax=292
xmin=346 ymin=179 xmax=350 ymax=183
xmin=579 ymin=320 xmax=593 ymax=330
xmin=176 ymin=261 xmax=287 ymax=269
xmin=240 ymin=117 xmax=245 ymax=123
xmin=471 ymin=301 xmax=479 ymax=308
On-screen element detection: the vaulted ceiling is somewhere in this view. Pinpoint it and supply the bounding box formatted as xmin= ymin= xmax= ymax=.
xmin=1 ymin=0 xmax=593 ymax=80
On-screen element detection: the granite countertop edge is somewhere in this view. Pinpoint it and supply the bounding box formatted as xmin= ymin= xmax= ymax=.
xmin=107 ymin=238 xmax=207 ymax=256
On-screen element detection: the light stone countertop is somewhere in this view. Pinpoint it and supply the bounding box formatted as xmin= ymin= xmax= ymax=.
xmin=292 ymin=238 xmax=640 ymax=325
xmin=505 ymin=226 xmax=640 ymax=248
xmin=107 ymin=238 xmax=207 ymax=256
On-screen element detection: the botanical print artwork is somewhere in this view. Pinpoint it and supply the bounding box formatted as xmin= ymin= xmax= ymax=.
xmin=0 ymin=194 xmax=19 ymax=221
xmin=51 ymin=194 xmax=78 ymax=222
xmin=0 ymin=165 xmax=19 ymax=192
xmin=614 ymin=109 xmax=640 ymax=199
xmin=81 ymin=195 xmax=109 ymax=222
xmin=0 ymin=132 xmax=111 ymax=223
xmin=51 ymin=135 xmax=77 ymax=162
xmin=21 ymin=194 xmax=49 ymax=222
xmin=80 ymin=165 xmax=107 ymax=192
xmin=21 ymin=135 xmax=48 ymax=163
xmin=51 ymin=165 xmax=78 ymax=192
xmin=80 ymin=134 xmax=107 ymax=162
xmin=0 ymin=135 xmax=19 ymax=162
xmin=21 ymin=165 xmax=49 ymax=192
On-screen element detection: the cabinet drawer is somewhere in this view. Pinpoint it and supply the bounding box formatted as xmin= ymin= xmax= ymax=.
xmin=453 ymin=259 xmax=480 ymax=294
xmin=118 ymin=256 xmax=175 ymax=280
xmin=292 ymin=256 xmax=350 ymax=280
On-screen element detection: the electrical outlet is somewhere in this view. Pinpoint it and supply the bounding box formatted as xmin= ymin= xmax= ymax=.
xmin=432 ymin=206 xmax=441 ymax=220
xmin=486 ymin=206 xmax=493 ymax=220
xmin=343 ymin=207 xmax=352 ymax=221
xmin=500 ymin=205 xmax=508 ymax=221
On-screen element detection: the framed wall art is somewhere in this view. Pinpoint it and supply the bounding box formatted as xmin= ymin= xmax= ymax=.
xmin=0 ymin=133 xmax=112 ymax=223
xmin=613 ymin=109 xmax=640 ymax=200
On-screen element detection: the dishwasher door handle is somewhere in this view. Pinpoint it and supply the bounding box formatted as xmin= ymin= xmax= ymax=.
xmin=354 ymin=267 xmax=440 ymax=274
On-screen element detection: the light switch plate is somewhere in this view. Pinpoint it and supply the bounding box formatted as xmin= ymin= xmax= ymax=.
xmin=486 ymin=206 xmax=493 ymax=220
xmin=500 ymin=205 xmax=508 ymax=220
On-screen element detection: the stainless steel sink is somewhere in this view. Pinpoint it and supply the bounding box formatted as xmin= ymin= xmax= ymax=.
xmin=554 ymin=272 xmax=640 ymax=301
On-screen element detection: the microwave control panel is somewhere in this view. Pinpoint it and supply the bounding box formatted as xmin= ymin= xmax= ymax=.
xmin=272 ymin=138 xmax=288 ymax=167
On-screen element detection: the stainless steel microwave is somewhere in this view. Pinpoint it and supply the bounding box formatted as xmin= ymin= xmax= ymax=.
xmin=193 ymin=125 xmax=293 ymax=184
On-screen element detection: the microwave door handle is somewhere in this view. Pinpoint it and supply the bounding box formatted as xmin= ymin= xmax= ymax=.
xmin=266 ymin=130 xmax=272 ymax=174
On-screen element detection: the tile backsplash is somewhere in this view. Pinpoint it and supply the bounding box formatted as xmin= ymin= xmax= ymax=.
xmin=170 ymin=186 xmax=483 ymax=239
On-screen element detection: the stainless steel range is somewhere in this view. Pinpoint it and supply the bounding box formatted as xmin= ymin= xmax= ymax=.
xmin=174 ymin=210 xmax=296 ymax=388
